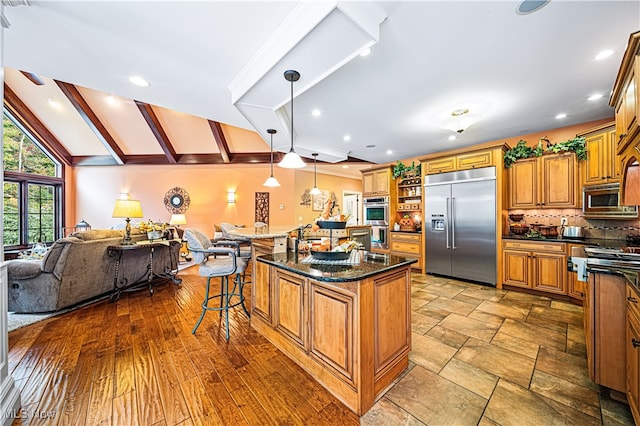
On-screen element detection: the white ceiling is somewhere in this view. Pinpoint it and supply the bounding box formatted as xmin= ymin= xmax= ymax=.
xmin=2 ymin=1 xmax=639 ymax=167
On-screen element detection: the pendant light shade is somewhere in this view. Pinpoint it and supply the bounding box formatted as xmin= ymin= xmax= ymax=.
xmin=278 ymin=70 xmax=306 ymax=169
xmin=310 ymin=153 xmax=321 ymax=195
xmin=263 ymin=128 xmax=281 ymax=187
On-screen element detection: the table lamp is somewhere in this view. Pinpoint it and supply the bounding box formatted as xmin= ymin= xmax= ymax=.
xmin=112 ymin=193 xmax=143 ymax=245
xmin=169 ymin=214 xmax=187 ymax=227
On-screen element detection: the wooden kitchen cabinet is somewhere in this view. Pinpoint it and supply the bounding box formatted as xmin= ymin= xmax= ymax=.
xmin=615 ymin=56 xmax=639 ymax=154
xmin=584 ymin=272 xmax=626 ymax=393
xmin=502 ymin=240 xmax=566 ymax=295
xmin=274 ymin=269 xmax=306 ymax=348
xmin=580 ymin=123 xmax=619 ymax=185
xmin=389 ymin=232 xmax=422 ymax=271
xmin=363 ymin=168 xmax=391 ymax=196
xmin=508 ymin=152 xmax=579 ymax=209
xmin=423 ymin=151 xmax=493 ymax=175
xmin=627 ymin=284 xmax=640 ymax=424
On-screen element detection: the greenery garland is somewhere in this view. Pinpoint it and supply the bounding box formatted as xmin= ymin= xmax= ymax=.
xmin=503 ymin=136 xmax=586 ymax=168
xmin=392 ymin=161 xmax=421 ymax=179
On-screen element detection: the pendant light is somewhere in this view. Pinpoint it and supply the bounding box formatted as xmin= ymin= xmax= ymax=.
xmin=263 ymin=128 xmax=281 ymax=187
xmin=278 ymin=69 xmax=306 ymax=169
xmin=310 ymin=153 xmax=321 ymax=195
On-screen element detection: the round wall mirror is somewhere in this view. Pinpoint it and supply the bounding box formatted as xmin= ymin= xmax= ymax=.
xmin=164 ymin=187 xmax=190 ymax=214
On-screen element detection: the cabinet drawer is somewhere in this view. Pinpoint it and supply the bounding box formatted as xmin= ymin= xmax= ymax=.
xmin=503 ymin=240 xmax=565 ymax=253
xmin=457 ymin=151 xmax=492 ymax=170
xmin=425 ymin=157 xmax=455 ymax=174
xmin=391 ymin=241 xmax=420 ymax=254
xmin=390 ymin=233 xmax=421 ymax=243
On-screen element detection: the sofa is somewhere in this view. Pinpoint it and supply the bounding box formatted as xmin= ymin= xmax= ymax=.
xmin=7 ymin=229 xmax=180 ymax=313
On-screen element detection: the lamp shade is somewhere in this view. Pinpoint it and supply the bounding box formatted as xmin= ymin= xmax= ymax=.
xmin=112 ymin=199 xmax=143 ymax=219
xmin=263 ymin=176 xmax=281 ymax=187
xmin=278 ymin=150 xmax=306 ymax=169
xmin=278 ymin=69 xmax=305 ymax=169
xmin=169 ymin=214 xmax=187 ymax=226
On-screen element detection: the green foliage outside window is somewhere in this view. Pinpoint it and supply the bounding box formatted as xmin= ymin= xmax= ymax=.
xmin=3 ymin=112 xmax=60 ymax=247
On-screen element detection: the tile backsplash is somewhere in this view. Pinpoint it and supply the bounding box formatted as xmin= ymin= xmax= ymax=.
xmin=507 ymin=208 xmax=640 ymax=240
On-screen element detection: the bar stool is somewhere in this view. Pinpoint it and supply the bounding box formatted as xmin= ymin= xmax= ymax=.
xmin=184 ymin=228 xmax=249 ymax=340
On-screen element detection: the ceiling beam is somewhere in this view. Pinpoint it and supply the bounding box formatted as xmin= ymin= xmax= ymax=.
xmin=135 ymin=101 xmax=179 ymax=164
xmin=55 ymin=80 xmax=125 ymax=165
xmin=3 ymin=83 xmax=73 ymax=166
xmin=208 ymin=120 xmax=231 ymax=163
xmin=19 ymin=71 xmax=44 ymax=86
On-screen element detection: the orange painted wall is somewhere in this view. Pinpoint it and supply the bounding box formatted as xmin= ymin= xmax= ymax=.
xmin=293 ymin=170 xmax=362 ymax=226
xmin=73 ymin=164 xmax=297 ymax=235
xmin=71 ymin=164 xmax=359 ymax=236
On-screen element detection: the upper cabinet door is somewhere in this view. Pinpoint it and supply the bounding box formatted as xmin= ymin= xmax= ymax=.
xmin=541 ymin=153 xmax=579 ymax=208
xmin=508 ymin=157 xmax=538 ymax=209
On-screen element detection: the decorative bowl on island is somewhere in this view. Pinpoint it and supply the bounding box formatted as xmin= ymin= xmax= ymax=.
xmin=316 ymin=220 xmax=347 ymax=229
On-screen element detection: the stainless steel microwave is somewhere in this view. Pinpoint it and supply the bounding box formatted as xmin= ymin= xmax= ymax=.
xmin=583 ymin=183 xmax=638 ymax=219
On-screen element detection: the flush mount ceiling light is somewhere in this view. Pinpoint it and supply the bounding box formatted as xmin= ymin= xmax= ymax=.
xmin=263 ymin=128 xmax=281 ymax=187
xmin=441 ymin=108 xmax=481 ymax=133
xmin=312 ymin=108 xmax=321 ymax=117
xmin=595 ymin=49 xmax=614 ymax=60
xmin=359 ymin=47 xmax=372 ymax=57
xmin=555 ymin=113 xmax=567 ymax=119
xmin=129 ymin=75 xmax=150 ymax=87
xmin=588 ymin=93 xmax=603 ymax=101
xmin=310 ymin=153 xmax=321 ymax=195
xmin=278 ymin=70 xmax=306 ymax=169
xmin=515 ymin=0 xmax=550 ymax=15
xmin=343 ymin=135 xmax=351 ymax=142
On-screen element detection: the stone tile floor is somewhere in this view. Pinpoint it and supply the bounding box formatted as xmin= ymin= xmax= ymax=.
xmin=360 ymin=273 xmax=635 ymax=425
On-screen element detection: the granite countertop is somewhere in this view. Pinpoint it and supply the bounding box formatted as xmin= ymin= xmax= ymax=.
xmin=257 ymin=251 xmax=416 ymax=282
xmin=503 ymin=235 xmax=630 ymax=248
xmin=391 ymin=230 xmax=422 ymax=234
xmin=227 ymin=225 xmax=297 ymax=239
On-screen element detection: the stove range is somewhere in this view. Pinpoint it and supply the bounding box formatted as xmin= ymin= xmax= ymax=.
xmin=582 ymin=246 xmax=640 ymax=287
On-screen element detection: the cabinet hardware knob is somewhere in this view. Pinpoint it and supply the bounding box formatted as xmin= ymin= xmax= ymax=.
xmin=628 ymin=296 xmax=638 ymax=303
xmin=633 ymin=338 xmax=640 ymax=348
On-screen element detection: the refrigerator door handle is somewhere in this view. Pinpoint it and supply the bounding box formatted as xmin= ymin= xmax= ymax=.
xmin=445 ymin=197 xmax=450 ymax=249
xmin=451 ymin=197 xmax=456 ymax=249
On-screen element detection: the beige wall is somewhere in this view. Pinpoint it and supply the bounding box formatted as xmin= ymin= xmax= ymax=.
xmin=71 ymin=164 xmax=360 ymax=236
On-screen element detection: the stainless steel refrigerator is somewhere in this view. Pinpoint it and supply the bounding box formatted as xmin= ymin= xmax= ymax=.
xmin=424 ymin=167 xmax=496 ymax=286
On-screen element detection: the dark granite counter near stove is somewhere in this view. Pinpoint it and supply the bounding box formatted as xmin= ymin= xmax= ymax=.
xmin=257 ymin=250 xmax=416 ymax=282
xmin=503 ymin=235 xmax=630 ymax=248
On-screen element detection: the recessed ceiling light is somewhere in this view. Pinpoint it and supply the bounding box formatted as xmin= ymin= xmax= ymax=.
xmin=312 ymin=108 xmax=321 ymax=117
xmin=386 ymin=150 xmax=393 ymax=155
xmin=342 ymin=165 xmax=349 ymax=169
xmin=588 ymin=93 xmax=603 ymax=101
xmin=129 ymin=76 xmax=150 ymax=87
xmin=556 ymin=113 xmax=567 ymax=119
xmin=343 ymin=135 xmax=351 ymax=142
xmin=106 ymin=95 xmax=118 ymax=106
xmin=359 ymin=47 xmax=371 ymax=57
xmin=47 ymin=97 xmax=61 ymax=109
xmin=515 ymin=0 xmax=550 ymax=15
xmin=448 ymin=135 xmax=456 ymax=141
xmin=366 ymin=144 xmax=376 ymax=148
xmin=595 ymin=50 xmax=614 ymax=61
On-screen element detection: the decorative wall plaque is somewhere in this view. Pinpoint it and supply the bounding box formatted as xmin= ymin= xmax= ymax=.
xmin=255 ymin=192 xmax=269 ymax=224
xmin=164 ymin=187 xmax=190 ymax=214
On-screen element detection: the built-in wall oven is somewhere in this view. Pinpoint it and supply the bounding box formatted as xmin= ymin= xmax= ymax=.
xmin=364 ymin=196 xmax=389 ymax=249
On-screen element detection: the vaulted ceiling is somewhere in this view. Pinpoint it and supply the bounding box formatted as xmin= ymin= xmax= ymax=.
xmin=2 ymin=1 xmax=639 ymax=178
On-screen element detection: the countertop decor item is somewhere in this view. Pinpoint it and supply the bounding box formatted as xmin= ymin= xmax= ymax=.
xmin=508 ymin=213 xmax=524 ymax=222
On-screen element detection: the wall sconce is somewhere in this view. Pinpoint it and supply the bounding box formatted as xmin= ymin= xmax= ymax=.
xmin=227 ymin=190 xmax=236 ymax=204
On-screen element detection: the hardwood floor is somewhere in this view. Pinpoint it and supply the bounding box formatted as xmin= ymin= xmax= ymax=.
xmin=7 ymin=266 xmax=636 ymax=425
xmin=8 ymin=268 xmax=360 ymax=425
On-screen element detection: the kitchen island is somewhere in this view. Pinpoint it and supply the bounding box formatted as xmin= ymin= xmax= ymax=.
xmin=253 ymin=250 xmax=415 ymax=415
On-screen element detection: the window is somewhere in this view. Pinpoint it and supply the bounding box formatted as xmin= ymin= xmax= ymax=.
xmin=3 ymin=111 xmax=63 ymax=249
